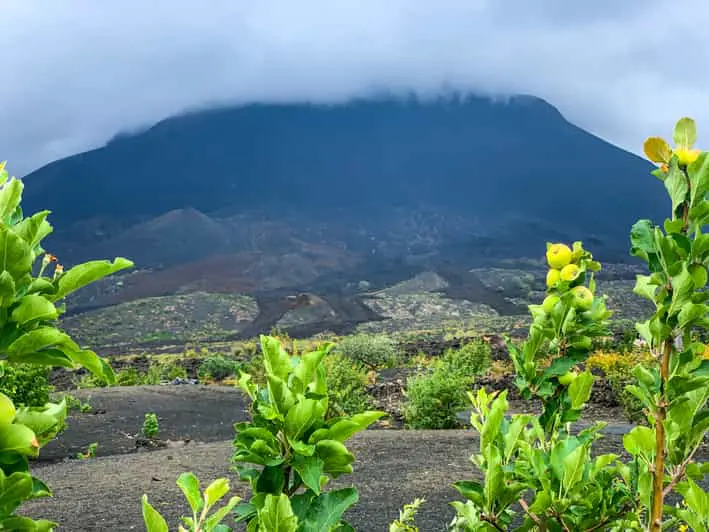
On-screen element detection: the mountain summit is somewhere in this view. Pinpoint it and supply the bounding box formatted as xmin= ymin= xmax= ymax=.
xmin=22 ymin=94 xmax=665 ymax=269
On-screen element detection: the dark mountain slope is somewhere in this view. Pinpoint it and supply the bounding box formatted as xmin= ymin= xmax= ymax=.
xmin=21 ymin=94 xmax=666 ymax=260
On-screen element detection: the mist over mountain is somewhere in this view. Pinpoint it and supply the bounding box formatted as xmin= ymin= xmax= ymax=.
xmin=21 ymin=94 xmax=666 ymax=295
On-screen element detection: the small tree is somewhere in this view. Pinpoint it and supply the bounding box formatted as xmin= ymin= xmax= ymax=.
xmin=0 ymin=161 xmax=132 ymax=529
xmin=449 ymin=117 xmax=709 ymax=531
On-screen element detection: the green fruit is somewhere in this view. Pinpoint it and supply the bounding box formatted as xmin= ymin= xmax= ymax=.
xmin=690 ymin=264 xmax=708 ymax=289
xmin=571 ymin=286 xmax=594 ymax=310
xmin=0 ymin=393 xmax=16 ymax=426
xmin=541 ymin=295 xmax=560 ymax=314
xmin=560 ymin=264 xmax=581 ymax=282
xmin=571 ymin=241 xmax=584 ymax=261
xmin=558 ymin=371 xmax=577 ymax=386
xmin=546 ymin=243 xmax=573 ymax=269
xmin=546 ymin=269 xmax=561 ymax=288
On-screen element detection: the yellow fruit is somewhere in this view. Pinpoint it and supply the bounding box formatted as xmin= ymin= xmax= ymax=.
xmin=571 ymin=286 xmax=593 ymax=310
xmin=546 ymin=243 xmax=572 ymax=269
xmin=560 ymin=264 xmax=581 ymax=282
xmin=675 ymin=146 xmax=701 ymax=166
xmin=541 ymin=295 xmax=560 ymax=314
xmin=546 ymin=269 xmax=561 ymax=288
xmin=0 ymin=393 xmax=15 ymax=426
xmin=558 ymin=371 xmax=577 ymax=386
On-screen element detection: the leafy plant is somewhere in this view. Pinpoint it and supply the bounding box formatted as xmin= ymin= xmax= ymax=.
xmin=76 ymin=442 xmax=98 ymax=460
xmin=0 ymin=362 xmax=52 ymax=407
xmin=198 ymin=355 xmax=242 ymax=382
xmin=404 ymin=364 xmax=470 ymax=429
xmin=0 ymin=161 xmax=132 ymax=529
xmin=323 ymin=353 xmax=373 ymax=418
xmin=404 ymin=341 xmax=490 ymax=429
xmin=336 ymin=333 xmax=400 ymax=370
xmin=142 ymin=473 xmax=240 ymax=532
xmin=231 ymin=334 xmax=386 ymax=531
xmin=449 ymin=117 xmax=709 ymax=531
xmin=389 ymin=498 xmax=424 ymax=532
xmin=60 ymin=393 xmax=92 ymax=413
xmin=142 ymin=412 xmax=160 ymax=439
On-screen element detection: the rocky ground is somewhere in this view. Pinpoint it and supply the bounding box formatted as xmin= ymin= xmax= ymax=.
xmin=24 ymin=381 xmax=697 ymax=532
xmin=59 ymin=263 xmax=648 ymax=355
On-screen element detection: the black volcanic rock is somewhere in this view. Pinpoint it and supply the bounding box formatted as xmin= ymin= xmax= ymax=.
xmin=21 ymin=94 xmax=666 ymax=261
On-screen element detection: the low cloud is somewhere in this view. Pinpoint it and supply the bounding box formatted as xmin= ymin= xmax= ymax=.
xmin=2 ymin=0 xmax=708 ymax=174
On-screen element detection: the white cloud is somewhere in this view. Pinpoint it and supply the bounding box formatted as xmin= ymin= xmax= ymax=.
xmin=1 ymin=0 xmax=708 ymax=174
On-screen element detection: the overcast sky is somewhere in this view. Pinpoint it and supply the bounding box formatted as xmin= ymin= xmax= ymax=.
xmin=1 ymin=0 xmax=708 ymax=175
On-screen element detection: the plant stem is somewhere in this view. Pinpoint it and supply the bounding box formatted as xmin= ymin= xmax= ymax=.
xmin=650 ymin=338 xmax=672 ymax=531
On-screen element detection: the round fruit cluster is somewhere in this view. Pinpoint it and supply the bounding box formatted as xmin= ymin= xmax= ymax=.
xmin=543 ymin=242 xmax=594 ymax=314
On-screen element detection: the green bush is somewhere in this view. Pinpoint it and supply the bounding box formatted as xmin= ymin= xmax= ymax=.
xmin=440 ymin=339 xmax=491 ymax=377
xmin=0 ymin=362 xmax=52 ymax=407
xmin=197 ymin=354 xmax=242 ymax=382
xmin=403 ymin=340 xmax=491 ymax=429
xmin=403 ymin=365 xmax=470 ymax=429
xmin=324 ymin=353 xmax=373 ymax=418
xmin=142 ymin=412 xmax=159 ymax=439
xmin=336 ymin=333 xmax=400 ymax=369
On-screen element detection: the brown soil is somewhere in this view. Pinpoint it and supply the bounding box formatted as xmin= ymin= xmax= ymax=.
xmin=21 ymin=385 xmax=709 ymax=531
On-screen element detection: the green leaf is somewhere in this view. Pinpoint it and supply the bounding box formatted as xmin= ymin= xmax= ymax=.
xmin=623 ymin=426 xmax=655 ymax=457
xmin=204 ymin=495 xmax=241 ymax=530
xmin=664 ymin=162 xmax=690 ymax=215
xmin=568 ymin=371 xmax=594 ymax=409
xmin=50 ymin=257 xmax=134 ymax=301
xmin=0 ymin=271 xmax=15 ymax=307
xmin=293 ymin=347 xmax=329 ymax=393
xmin=13 ymin=210 xmax=52 ymax=250
xmin=630 ymin=220 xmax=657 ymax=257
xmin=678 ymin=302 xmax=709 ymax=329
xmin=7 ymin=327 xmax=78 ymax=358
xmin=674 ymin=117 xmax=697 ymax=147
xmin=0 ymin=423 xmax=39 ymax=456
xmin=256 ymin=465 xmax=286 ymax=495
xmin=14 ymin=402 xmax=67 ymax=446
xmin=670 ymin=263 xmax=695 ymax=317
xmin=0 ymin=516 xmax=57 ymax=531
xmin=314 ymin=439 xmax=355 ymax=476
xmin=327 ymin=411 xmax=386 ymax=442
xmin=258 ymin=493 xmax=298 ymax=532
xmin=0 ymin=178 xmax=23 ymax=221
xmin=203 ymin=477 xmax=230 ymax=508
xmin=562 ymin=444 xmax=586 ymax=492
xmin=689 ymin=151 xmax=709 ymax=209
xmin=141 ymin=494 xmax=169 ymax=532
xmin=481 ymin=391 xmax=507 ymax=451
xmin=267 ymin=375 xmax=296 ymax=417
xmin=299 ymin=487 xmax=359 ymax=532
xmin=67 ymin=349 xmax=116 ymax=383
xmin=10 ymin=294 xmax=58 ymax=325
xmin=292 ymin=455 xmax=325 ymax=495
xmin=284 ymin=399 xmax=321 ymax=442
xmin=176 ymin=472 xmax=203 ymax=515
xmin=260 ymin=335 xmax=294 ymax=381
xmin=0 ymin=229 xmax=33 ymax=281
xmin=633 ymin=274 xmax=659 ymax=303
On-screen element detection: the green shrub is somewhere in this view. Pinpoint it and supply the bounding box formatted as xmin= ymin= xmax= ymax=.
xmin=160 ymin=361 xmax=187 ymax=381
xmin=324 ymin=353 xmax=373 ymax=417
xmin=440 ymin=339 xmax=491 ymax=377
xmin=403 ymin=340 xmax=490 ymax=430
xmin=197 ymin=354 xmax=242 ymax=382
xmin=0 ymin=362 xmax=52 ymax=407
xmin=336 ymin=333 xmax=400 ymax=369
xmin=403 ymin=365 xmax=470 ymax=429
xmin=142 ymin=412 xmax=159 ymax=439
